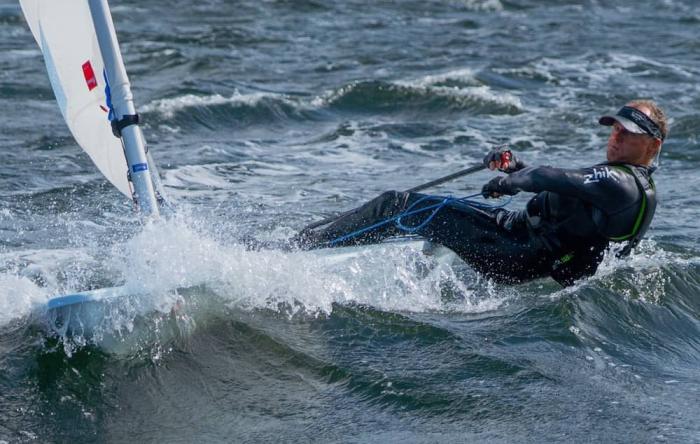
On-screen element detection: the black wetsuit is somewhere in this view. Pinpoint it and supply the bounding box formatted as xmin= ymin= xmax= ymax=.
xmin=296 ymin=162 xmax=656 ymax=286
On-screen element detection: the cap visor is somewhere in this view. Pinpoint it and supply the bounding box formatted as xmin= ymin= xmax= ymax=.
xmin=598 ymin=115 xmax=646 ymax=134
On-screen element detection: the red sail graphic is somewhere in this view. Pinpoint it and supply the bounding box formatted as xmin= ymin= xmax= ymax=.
xmin=82 ymin=61 xmax=98 ymax=91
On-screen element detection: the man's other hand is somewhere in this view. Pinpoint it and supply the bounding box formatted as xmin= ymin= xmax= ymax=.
xmin=481 ymin=176 xmax=519 ymax=198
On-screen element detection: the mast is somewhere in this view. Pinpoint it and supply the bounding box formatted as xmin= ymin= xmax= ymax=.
xmin=87 ymin=0 xmax=160 ymax=217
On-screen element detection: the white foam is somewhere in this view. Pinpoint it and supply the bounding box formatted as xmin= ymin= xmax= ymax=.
xmin=492 ymin=65 xmax=558 ymax=84
xmin=434 ymin=85 xmax=522 ymax=110
xmin=402 ymin=68 xmax=522 ymax=109
xmin=141 ymin=90 xmax=295 ymax=118
xmin=0 ymin=273 xmax=47 ymax=327
xmin=314 ymin=78 xmax=522 ymax=112
xmin=399 ymin=68 xmax=480 ymax=88
xmin=1 ymin=217 xmax=505 ymax=347
xmin=517 ymin=53 xmax=698 ymax=93
xmin=109 ymin=218 xmax=506 ymax=317
xmin=552 ymin=239 xmax=698 ymax=302
xmin=459 ymin=0 xmax=504 ymax=12
xmin=310 ymin=83 xmax=354 ymax=108
xmin=606 ymin=52 xmax=697 ymax=78
xmin=162 ymin=163 xmax=235 ymax=191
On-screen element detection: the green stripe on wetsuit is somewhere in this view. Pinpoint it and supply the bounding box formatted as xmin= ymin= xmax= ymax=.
xmin=609 ymin=165 xmax=654 ymax=241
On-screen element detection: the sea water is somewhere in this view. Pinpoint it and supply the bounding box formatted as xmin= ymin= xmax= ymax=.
xmin=1 ymin=0 xmax=699 ymax=441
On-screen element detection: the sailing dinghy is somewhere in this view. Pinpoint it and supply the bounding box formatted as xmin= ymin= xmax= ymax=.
xmin=19 ymin=0 xmax=172 ymax=331
xmin=21 ymin=0 xmax=456 ymax=339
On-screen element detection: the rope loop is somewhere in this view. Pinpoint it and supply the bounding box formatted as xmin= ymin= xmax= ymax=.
xmin=327 ymin=193 xmax=511 ymax=246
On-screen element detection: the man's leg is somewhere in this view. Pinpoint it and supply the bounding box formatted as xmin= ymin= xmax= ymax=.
xmin=293 ymin=192 xmax=552 ymax=283
xmin=414 ymin=203 xmax=552 ymax=282
xmin=294 ymin=191 xmax=442 ymax=249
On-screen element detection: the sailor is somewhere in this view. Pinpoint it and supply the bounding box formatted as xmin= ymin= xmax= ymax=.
xmin=294 ymin=100 xmax=667 ymax=286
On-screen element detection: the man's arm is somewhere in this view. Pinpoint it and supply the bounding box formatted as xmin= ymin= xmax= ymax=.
xmin=485 ymin=164 xmax=640 ymax=212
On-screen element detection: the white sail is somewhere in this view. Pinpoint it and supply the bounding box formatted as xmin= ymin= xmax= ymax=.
xmin=20 ymin=0 xmax=131 ymax=197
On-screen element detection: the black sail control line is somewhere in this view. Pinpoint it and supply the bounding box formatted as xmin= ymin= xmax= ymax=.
xmin=111 ymin=113 xmax=140 ymax=138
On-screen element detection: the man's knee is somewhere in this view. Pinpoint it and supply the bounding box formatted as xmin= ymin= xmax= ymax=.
xmin=377 ymin=190 xmax=401 ymax=201
xmin=367 ymin=190 xmax=401 ymax=208
xmin=372 ymin=190 xmax=408 ymax=214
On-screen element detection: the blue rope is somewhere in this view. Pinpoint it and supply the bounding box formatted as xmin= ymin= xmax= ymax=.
xmin=326 ymin=193 xmax=512 ymax=246
xmin=395 ymin=195 xmax=450 ymax=233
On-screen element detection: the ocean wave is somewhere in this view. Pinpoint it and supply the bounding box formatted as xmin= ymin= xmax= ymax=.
xmin=558 ymin=239 xmax=699 ymax=302
xmin=141 ymin=76 xmax=522 ymax=131
xmin=141 ymin=90 xmax=300 ymax=118
xmin=314 ymin=80 xmax=522 ymax=115
xmin=545 ymin=53 xmax=695 ymax=88
xmin=544 ymin=240 xmax=700 ymax=371
xmin=140 ymin=89 xmax=322 ymax=132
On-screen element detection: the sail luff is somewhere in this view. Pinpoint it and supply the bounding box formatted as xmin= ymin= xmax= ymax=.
xmin=87 ymin=0 xmax=159 ymax=216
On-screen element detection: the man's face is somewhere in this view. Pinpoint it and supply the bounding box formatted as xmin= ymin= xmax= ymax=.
xmin=606 ymin=106 xmax=660 ymax=165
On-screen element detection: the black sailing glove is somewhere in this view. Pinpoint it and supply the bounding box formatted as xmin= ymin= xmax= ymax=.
xmin=481 ymin=176 xmax=520 ymax=198
xmin=483 ymin=147 xmax=526 ymax=173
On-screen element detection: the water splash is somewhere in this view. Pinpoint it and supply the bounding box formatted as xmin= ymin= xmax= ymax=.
xmin=6 ymin=215 xmax=692 ymax=356
xmin=110 ymin=217 xmax=507 ymax=317
xmin=1 ymin=215 xmax=506 ymax=354
xmin=592 ymin=240 xmax=691 ymax=297
xmin=0 ymin=273 xmax=46 ymax=327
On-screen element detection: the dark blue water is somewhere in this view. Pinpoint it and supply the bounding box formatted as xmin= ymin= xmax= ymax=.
xmin=1 ymin=0 xmax=699 ymax=442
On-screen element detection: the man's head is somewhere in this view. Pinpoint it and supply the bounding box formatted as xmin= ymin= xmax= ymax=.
xmin=599 ymin=100 xmax=667 ymax=166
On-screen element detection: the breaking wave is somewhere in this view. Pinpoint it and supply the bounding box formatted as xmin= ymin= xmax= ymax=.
xmin=141 ymin=75 xmax=522 ymax=131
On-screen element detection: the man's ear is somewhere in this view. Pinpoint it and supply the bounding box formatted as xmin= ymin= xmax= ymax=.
xmin=647 ymin=138 xmax=662 ymax=160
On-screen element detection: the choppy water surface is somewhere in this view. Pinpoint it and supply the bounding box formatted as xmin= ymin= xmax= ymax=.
xmin=1 ymin=0 xmax=699 ymax=442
